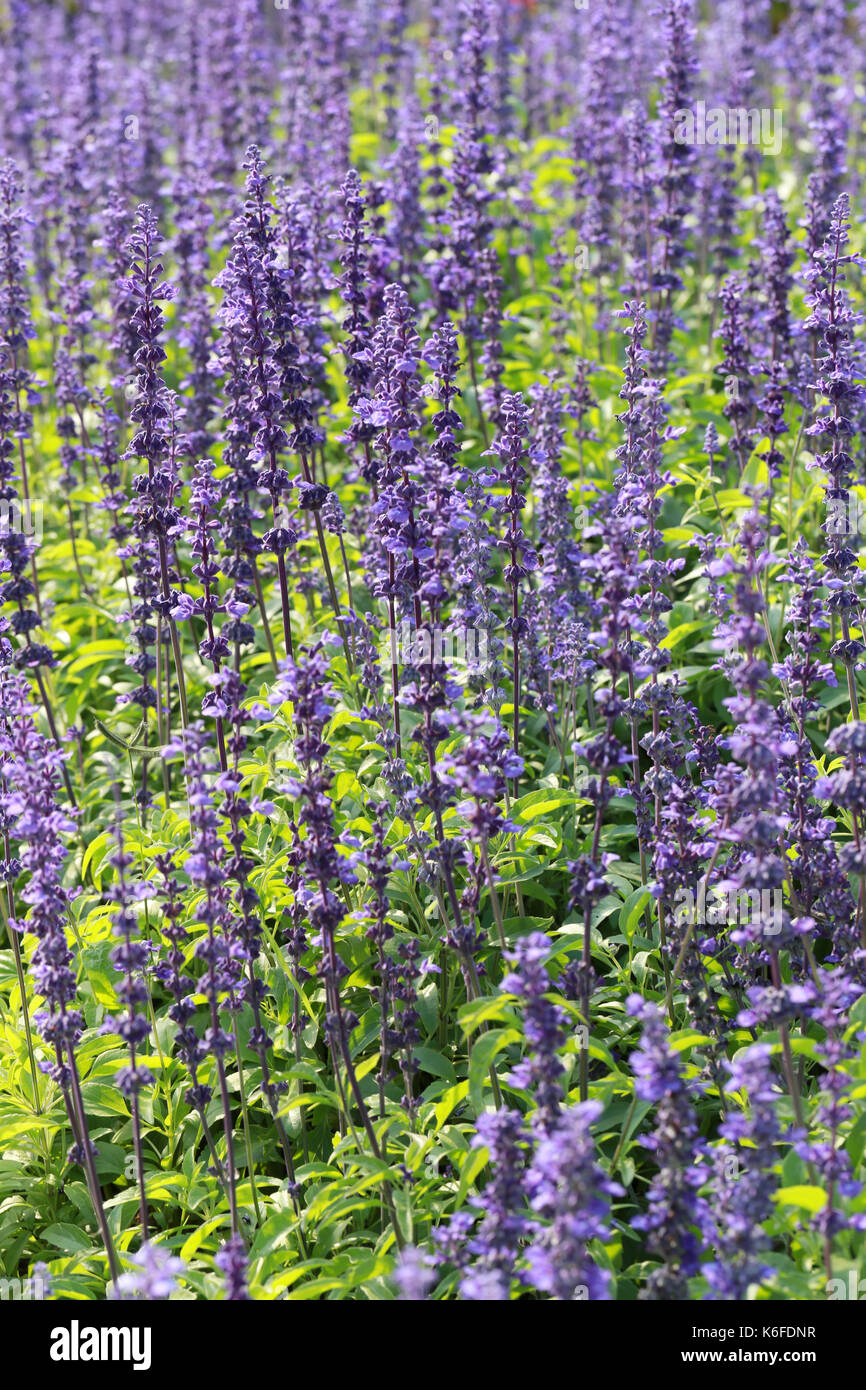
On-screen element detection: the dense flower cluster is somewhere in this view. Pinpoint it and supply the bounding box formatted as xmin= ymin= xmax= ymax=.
xmin=0 ymin=0 xmax=864 ymax=1308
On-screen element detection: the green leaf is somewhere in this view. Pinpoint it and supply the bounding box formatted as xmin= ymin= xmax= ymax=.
xmin=79 ymin=1083 xmax=130 ymax=1118
xmin=661 ymin=621 xmax=706 ymax=652
xmin=42 ymin=1223 xmax=94 ymax=1254
xmin=413 ymin=1046 xmax=456 ymax=1083
xmin=619 ymin=887 xmax=650 ymax=938
xmin=468 ymin=1027 xmax=520 ymax=1115
xmin=512 ymin=791 xmax=585 ymax=823
xmin=180 ymin=1215 xmax=228 ymax=1263
xmin=0 ymin=1115 xmax=63 ymax=1145
xmin=458 ymin=993 xmax=517 ymax=1034
xmin=773 ymin=1185 xmax=828 ymax=1214
xmin=433 ymin=1081 xmax=469 ymax=1130
xmin=456 ymin=1143 xmax=489 ymax=1205
xmin=93 ymin=717 xmax=171 ymax=757
xmin=669 ymin=1031 xmax=713 ymax=1053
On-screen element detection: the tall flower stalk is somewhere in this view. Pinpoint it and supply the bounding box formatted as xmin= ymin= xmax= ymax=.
xmin=1 ymin=667 xmax=119 ymax=1280
xmin=124 ymin=205 xmax=189 ymax=732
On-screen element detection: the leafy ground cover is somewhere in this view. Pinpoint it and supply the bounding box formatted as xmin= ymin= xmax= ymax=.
xmin=0 ymin=0 xmax=865 ymax=1303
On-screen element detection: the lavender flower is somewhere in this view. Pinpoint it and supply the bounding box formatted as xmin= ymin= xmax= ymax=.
xmin=394 ymin=1245 xmax=434 ymax=1301
xmin=704 ymin=1045 xmax=780 ymax=1299
xmin=486 ymin=393 xmax=538 ymax=769
xmin=523 ymin=1100 xmax=621 ymax=1301
xmin=215 ymin=1236 xmax=250 ymax=1301
xmin=627 ymin=996 xmax=708 ymax=1298
xmin=501 ymin=932 xmax=566 ymax=1133
xmin=459 ymin=1108 xmax=530 ymax=1300
xmin=103 ymin=804 xmax=153 ymax=1234
xmin=112 ymin=1243 xmax=185 ymax=1302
